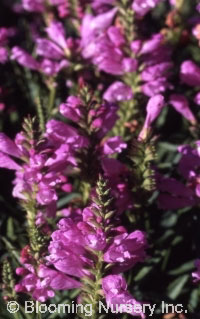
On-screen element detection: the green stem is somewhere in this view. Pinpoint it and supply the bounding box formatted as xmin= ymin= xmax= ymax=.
xmin=37 ymin=312 xmax=42 ymax=319
xmin=112 ymin=99 xmax=139 ymax=139
xmin=19 ymin=304 xmax=33 ymax=319
xmin=80 ymin=178 xmax=114 ymax=319
xmin=12 ymin=311 xmax=21 ymax=319
xmin=91 ymin=252 xmax=103 ymax=319
xmin=35 ymin=97 xmax=45 ymax=133
xmin=48 ymin=84 xmax=56 ymax=118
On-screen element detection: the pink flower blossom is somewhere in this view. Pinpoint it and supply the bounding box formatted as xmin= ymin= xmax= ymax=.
xmin=138 ymin=95 xmax=165 ymax=140
xmin=132 ymin=0 xmax=163 ymax=17
xmin=169 ymin=94 xmax=196 ymax=124
xmin=103 ymin=82 xmax=133 ymax=103
xmin=102 ymin=274 xmax=145 ymax=318
xmin=180 ymin=60 xmax=200 ymax=87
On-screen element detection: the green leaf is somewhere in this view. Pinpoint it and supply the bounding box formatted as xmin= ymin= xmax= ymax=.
xmin=161 ymin=212 xmax=178 ymax=228
xmin=188 ymin=288 xmax=200 ymax=311
xmin=57 ymin=193 xmax=81 ymax=209
xmin=1 ymin=237 xmax=20 ymax=262
xmin=7 ymin=218 xmax=17 ymax=241
xmin=134 ymin=266 xmax=153 ymax=281
xmin=168 ymin=260 xmax=195 ymax=276
xmin=167 ymin=274 xmax=189 ymax=300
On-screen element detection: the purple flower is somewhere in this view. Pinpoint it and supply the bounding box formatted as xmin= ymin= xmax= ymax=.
xmin=81 ymin=8 xmax=117 ymax=53
xmin=12 ymin=22 xmax=70 ymax=74
xmin=102 ymin=274 xmax=145 ymax=318
xmin=141 ymin=77 xmax=171 ymax=97
xmin=90 ymin=29 xmax=136 ymax=75
xmin=85 ymin=231 xmax=107 ymax=250
xmin=180 ymin=60 xmax=200 ymax=87
xmin=46 ymin=218 xmax=90 ymax=277
xmin=139 ymin=34 xmax=172 ymax=71
xmin=104 ymin=231 xmax=147 ymax=272
xmin=0 ymin=27 xmax=14 ymax=46
xmin=91 ymin=103 xmax=118 ymax=138
xmin=34 ymin=22 xmax=70 ymax=74
xmin=138 ymin=34 xmax=173 ymax=96
xmin=92 ymin=0 xmax=115 ymax=12
xmin=172 ymin=142 xmax=200 ymax=203
xmin=36 ymin=39 xmax=64 ymax=60
xmin=141 ymin=62 xmax=172 ymax=82
xmin=140 ymin=34 xmax=163 ymax=55
xmin=132 ymin=0 xmax=163 ymax=17
xmin=192 ymin=260 xmax=200 ymax=282
xmin=44 ymin=144 xmax=76 ymax=168
xmin=169 ymin=94 xmax=196 ymax=124
xmin=45 ymin=119 xmax=89 ymax=147
xmin=49 ymin=0 xmax=70 ymax=18
xmin=107 ymin=26 xmax=125 ymax=46
xmin=102 ymin=137 xmax=127 ymax=155
xmin=39 ymin=58 xmax=69 ymax=75
xmin=0 ymin=151 xmax=21 ymax=170
xmin=0 ymin=124 xmax=86 ymax=216
xmin=0 ymin=133 xmax=22 ymax=169
xmin=157 ymin=175 xmax=194 ymax=198
xmin=80 ymin=9 xmax=137 ymax=75
xmin=15 ymin=273 xmax=54 ymax=303
xmin=102 ymin=274 xmax=127 ymax=294
xmin=103 ymin=81 xmax=133 ymax=103
xmin=22 ymin=0 xmax=45 ymax=12
xmin=156 ymin=173 xmax=197 ymax=210
xmin=11 ymin=47 xmax=39 ymax=70
xmin=60 ymin=96 xmax=82 ymax=122
xmin=38 ymin=265 xmax=81 ymax=290
xmin=122 ymin=57 xmax=138 ymax=72
xmin=81 ymin=8 xmax=117 ymax=58
xmin=138 ymin=95 xmax=165 ymax=140
xmin=45 ymin=119 xmax=79 ymax=142
xmin=0 ymin=47 xmax=8 ymax=64
xmin=131 ymin=40 xmax=142 ymax=54
xmin=196 ymin=3 xmax=200 ymax=13
xmin=194 ymin=92 xmax=200 ymax=105
xmin=45 ymin=21 xmax=68 ymax=50
xmin=36 ymin=184 xmax=58 ymax=205
xmin=101 ymin=158 xmax=133 ymax=214
xmin=0 ymin=133 xmax=21 ymax=158
xmin=93 ymin=35 xmax=124 ymax=75
xmin=46 ymin=195 xmax=147 ymax=282
xmin=177 ymin=144 xmax=200 ymax=179
xmin=145 ymin=94 xmax=165 ymax=122
xmin=158 ymin=194 xmax=195 ymax=210
xmin=15 ymin=249 xmax=80 ymax=302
